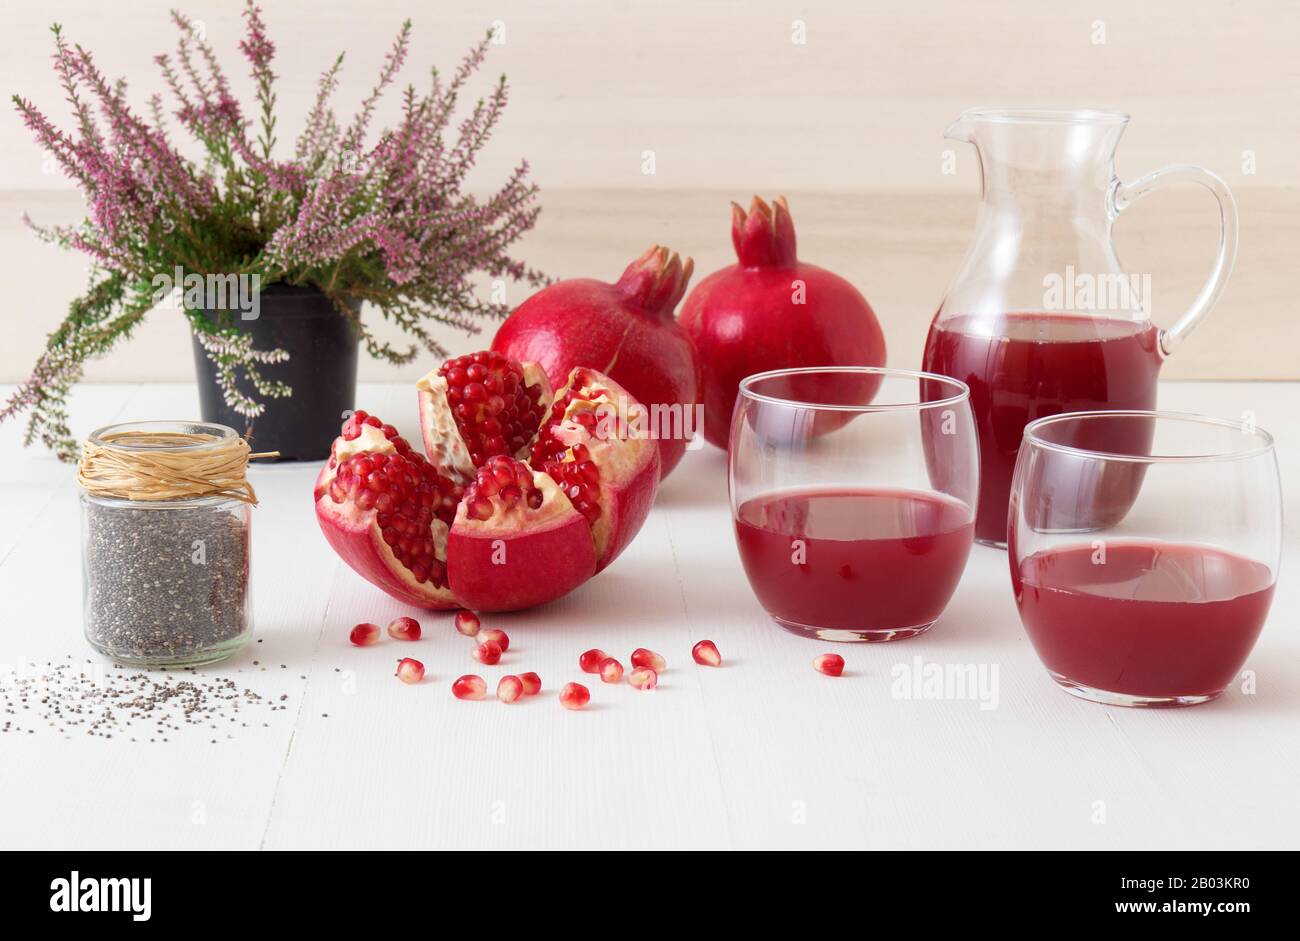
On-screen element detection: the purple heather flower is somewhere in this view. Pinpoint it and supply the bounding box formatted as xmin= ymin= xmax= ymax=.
xmin=7 ymin=1 xmax=543 ymax=459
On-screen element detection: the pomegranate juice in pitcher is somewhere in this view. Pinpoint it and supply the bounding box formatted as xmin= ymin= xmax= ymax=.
xmin=923 ymin=313 xmax=1161 ymax=543
xmin=923 ymin=109 xmax=1237 ymax=545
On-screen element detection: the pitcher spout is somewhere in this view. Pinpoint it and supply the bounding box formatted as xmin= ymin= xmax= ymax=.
xmin=944 ymin=113 xmax=976 ymax=143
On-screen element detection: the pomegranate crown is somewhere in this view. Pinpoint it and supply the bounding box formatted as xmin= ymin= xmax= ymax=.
xmin=730 ymin=195 xmax=797 ymax=268
xmin=615 ymin=245 xmax=695 ymax=317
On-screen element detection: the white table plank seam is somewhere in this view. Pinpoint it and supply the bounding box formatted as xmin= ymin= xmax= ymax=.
xmin=0 ymin=487 xmax=61 ymax=572
xmin=258 ymin=561 xmax=337 ymax=849
xmin=1100 ymin=708 xmax=1189 ymax=836
xmin=658 ymin=500 xmax=740 ymax=849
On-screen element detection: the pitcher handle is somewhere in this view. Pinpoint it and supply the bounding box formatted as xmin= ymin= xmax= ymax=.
xmin=1111 ymin=165 xmax=1238 ymax=357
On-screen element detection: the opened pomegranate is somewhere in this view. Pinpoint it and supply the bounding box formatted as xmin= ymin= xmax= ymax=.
xmin=315 ymin=352 xmax=659 ymax=612
xmin=491 ymin=246 xmax=700 ymax=479
xmin=678 ymin=196 xmax=887 ymax=449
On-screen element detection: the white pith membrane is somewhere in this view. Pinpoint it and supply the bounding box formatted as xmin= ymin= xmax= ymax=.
xmin=416 ymin=361 xmax=552 ymax=482
xmin=542 ymin=376 xmax=655 ymax=556
xmin=331 ymin=422 xmax=392 ymax=463
xmin=519 ymin=363 xmax=550 ymax=412
xmin=415 ymin=371 xmax=476 ymax=481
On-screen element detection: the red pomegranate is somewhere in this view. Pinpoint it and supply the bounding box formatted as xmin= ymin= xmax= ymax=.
xmin=678 ymin=196 xmax=887 ymax=449
xmin=315 ymin=352 xmax=659 ymax=612
xmin=491 ymin=246 xmax=700 ymax=478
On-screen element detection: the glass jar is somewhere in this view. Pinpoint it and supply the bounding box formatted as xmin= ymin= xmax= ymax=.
xmin=79 ymin=421 xmax=253 ymax=667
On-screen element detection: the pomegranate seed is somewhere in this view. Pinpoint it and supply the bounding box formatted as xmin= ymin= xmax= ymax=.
xmin=454 ymin=610 xmax=481 ymax=637
xmin=630 ymin=648 xmax=666 ymax=672
xmin=395 ymin=658 xmax=425 ymax=684
xmin=387 ymin=616 xmax=421 ymax=641
xmin=464 ymin=456 xmax=545 ymax=522
xmin=328 ymin=412 xmax=462 ymax=589
xmin=497 ymin=675 xmax=524 ymax=704
xmin=559 ymin=682 xmax=590 ymax=710
xmin=519 ymin=672 xmax=542 ymax=695
xmin=472 ymin=640 xmax=503 ymax=665
xmin=813 ymin=653 xmax=845 ymax=677
xmin=452 ymin=674 xmax=487 ymax=700
xmin=349 ymin=622 xmax=381 ymax=646
xmin=579 ymin=648 xmax=607 ymax=673
xmin=439 ymin=353 xmax=543 ymax=466
xmin=628 ymin=666 xmax=658 ymax=690
xmin=480 ymin=628 xmax=510 ymax=652
xmin=599 ymin=657 xmax=623 ymax=684
xmin=692 ymin=640 xmax=721 ymax=667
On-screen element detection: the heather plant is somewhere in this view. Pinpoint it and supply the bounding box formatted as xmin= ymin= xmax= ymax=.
xmin=4 ymin=2 xmax=544 ymax=460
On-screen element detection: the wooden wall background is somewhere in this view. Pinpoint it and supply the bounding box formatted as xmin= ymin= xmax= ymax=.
xmin=2 ymin=0 xmax=1296 ymax=382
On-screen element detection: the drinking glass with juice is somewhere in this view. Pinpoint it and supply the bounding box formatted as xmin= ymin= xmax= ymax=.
xmin=729 ymin=367 xmax=978 ymax=642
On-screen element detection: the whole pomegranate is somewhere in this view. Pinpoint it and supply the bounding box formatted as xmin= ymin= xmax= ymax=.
xmin=314 ymin=351 xmax=659 ymax=612
xmin=679 ymin=196 xmax=886 ymax=449
xmin=492 ymin=246 xmax=699 ymax=478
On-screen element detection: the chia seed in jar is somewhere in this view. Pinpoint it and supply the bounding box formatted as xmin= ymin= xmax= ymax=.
xmin=78 ymin=422 xmax=254 ymax=667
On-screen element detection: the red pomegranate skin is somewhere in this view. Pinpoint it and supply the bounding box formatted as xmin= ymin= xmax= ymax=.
xmin=492 ymin=246 xmax=700 ymax=479
xmin=678 ymin=197 xmax=886 ymax=449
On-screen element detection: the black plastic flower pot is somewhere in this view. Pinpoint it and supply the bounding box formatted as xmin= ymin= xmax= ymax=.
xmin=190 ymin=284 xmax=360 ymax=461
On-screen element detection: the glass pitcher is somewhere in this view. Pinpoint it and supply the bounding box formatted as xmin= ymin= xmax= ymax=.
xmin=922 ymin=108 xmax=1238 ymax=546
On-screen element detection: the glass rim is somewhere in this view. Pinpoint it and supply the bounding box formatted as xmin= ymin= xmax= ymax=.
xmin=961 ymin=107 xmax=1130 ymax=126
xmin=736 ymin=366 xmax=970 ymax=413
xmin=87 ymin=420 xmax=239 ymax=452
xmin=1023 ymin=410 xmax=1276 ymax=465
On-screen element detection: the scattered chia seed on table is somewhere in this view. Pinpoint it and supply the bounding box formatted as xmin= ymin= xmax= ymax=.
xmin=83 ymin=499 xmax=250 ymax=663
xmin=0 ymin=659 xmax=286 ymax=741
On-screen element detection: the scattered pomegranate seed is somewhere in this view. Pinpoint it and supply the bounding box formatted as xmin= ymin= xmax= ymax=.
xmin=497 ymin=675 xmax=524 ymax=704
xmin=599 ymin=657 xmax=624 ymax=684
xmin=349 ymin=622 xmax=381 ymax=646
xmin=387 ymin=616 xmax=422 ymax=641
xmin=692 ymin=640 xmax=721 ymax=667
xmin=579 ymin=648 xmax=607 ymax=673
xmin=559 ymin=682 xmax=591 ymax=710
xmin=630 ymin=648 xmax=666 ymax=672
xmin=813 ymin=653 xmax=845 ymax=677
xmin=454 ymin=610 xmax=481 ymax=637
xmin=472 ymin=640 xmax=503 ymax=665
xmin=452 ymin=675 xmax=487 ymax=700
xmin=395 ymin=658 xmax=425 ymax=684
xmin=628 ymin=666 xmax=658 ymax=690
xmin=480 ymin=628 xmax=510 ymax=652
xmin=519 ymin=672 xmax=542 ymax=695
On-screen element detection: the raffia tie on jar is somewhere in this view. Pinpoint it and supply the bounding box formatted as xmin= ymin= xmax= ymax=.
xmin=77 ymin=422 xmax=275 ymax=668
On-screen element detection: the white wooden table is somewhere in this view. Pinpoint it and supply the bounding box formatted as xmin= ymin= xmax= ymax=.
xmin=1 ymin=381 xmax=1296 ymax=850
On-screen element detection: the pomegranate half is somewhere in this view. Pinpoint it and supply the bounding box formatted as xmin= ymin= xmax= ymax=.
xmin=678 ymin=196 xmax=887 ymax=449
xmin=315 ymin=353 xmax=659 ymax=612
xmin=491 ymin=246 xmax=700 ymax=479
xmin=314 ymin=413 xmax=463 ymax=608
